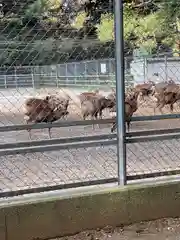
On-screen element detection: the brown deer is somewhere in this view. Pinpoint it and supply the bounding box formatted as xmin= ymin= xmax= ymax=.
xmin=111 ymin=90 xmax=139 ymax=132
xmin=24 ymin=97 xmax=69 ymax=138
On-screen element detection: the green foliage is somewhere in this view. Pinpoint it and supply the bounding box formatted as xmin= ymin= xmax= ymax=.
xmin=73 ymin=12 xmax=86 ymax=29
xmin=97 ymin=14 xmax=113 ymax=42
xmin=25 ymin=0 xmax=48 ymax=18
xmin=124 ymin=6 xmax=138 ymax=41
xmin=123 ymin=3 xmax=180 ymax=55
xmin=135 ymin=13 xmax=162 ymax=37
xmin=1 ymin=0 xmax=180 ymax=65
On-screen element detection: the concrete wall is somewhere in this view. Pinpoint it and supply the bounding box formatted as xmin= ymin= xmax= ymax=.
xmin=0 ymin=181 xmax=180 ymax=240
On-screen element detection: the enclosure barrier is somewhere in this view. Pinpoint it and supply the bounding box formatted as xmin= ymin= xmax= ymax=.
xmin=0 ymin=111 xmax=180 ymax=197
xmin=0 ymin=0 xmax=179 ymax=200
xmin=1 ymin=181 xmax=180 ymax=240
xmin=1 ymin=55 xmax=180 ymax=89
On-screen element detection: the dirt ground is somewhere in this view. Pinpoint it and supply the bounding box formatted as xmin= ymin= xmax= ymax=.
xmin=50 ymin=218 xmax=180 ymax=240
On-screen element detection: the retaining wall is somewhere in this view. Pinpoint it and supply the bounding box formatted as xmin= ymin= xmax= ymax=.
xmin=0 ymin=181 xmax=180 ymax=240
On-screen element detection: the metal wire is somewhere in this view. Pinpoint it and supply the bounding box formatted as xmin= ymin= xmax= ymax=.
xmin=124 ymin=2 xmax=180 ymax=180
xmin=0 ymin=0 xmax=180 ymax=197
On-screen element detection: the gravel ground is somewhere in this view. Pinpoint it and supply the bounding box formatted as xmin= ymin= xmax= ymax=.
xmin=0 ymin=88 xmax=180 ymax=193
xmin=50 ymin=218 xmax=180 ymax=240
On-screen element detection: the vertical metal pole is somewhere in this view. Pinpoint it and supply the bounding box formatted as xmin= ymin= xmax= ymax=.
xmin=84 ymin=61 xmax=87 ymax=88
xmin=4 ymin=75 xmax=7 ymax=88
xmin=145 ymin=57 xmax=148 ymax=81
xmin=31 ymin=73 xmax=35 ymax=89
xmin=114 ymin=0 xmax=126 ymax=185
xmin=65 ymin=63 xmax=68 ymax=87
xmin=124 ymin=57 xmax=127 ymax=89
xmin=143 ymin=57 xmax=147 ymax=82
xmin=165 ymin=55 xmax=168 ymax=82
xmin=74 ymin=63 xmax=77 ymax=86
xmin=56 ymin=65 xmax=59 ymax=88
xmin=50 ymin=67 xmax=53 ymax=87
xmin=96 ymin=60 xmax=99 ymax=85
xmin=108 ymin=59 xmax=112 ymax=87
xmin=14 ymin=67 xmax=18 ymax=89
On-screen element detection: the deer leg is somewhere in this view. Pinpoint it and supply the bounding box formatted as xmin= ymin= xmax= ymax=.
xmin=154 ymin=101 xmax=160 ymax=115
xmin=143 ymin=93 xmax=146 ymax=102
xmin=95 ymin=112 xmax=100 ymax=129
xmin=126 ymin=120 xmax=131 ymax=132
xmin=27 ymin=126 xmax=32 ymax=140
xmin=91 ymin=112 xmax=98 ymax=130
xmin=158 ymin=102 xmax=165 ymax=114
xmin=170 ymin=103 xmax=174 ymax=113
xmin=97 ymin=110 xmax=102 ymax=128
xmin=139 ymin=93 xmax=143 ymax=102
xmin=83 ymin=113 xmax=86 ymax=121
xmin=153 ymin=103 xmax=157 ymax=115
xmin=92 ymin=115 xmax=95 ymax=130
xmin=48 ymin=123 xmax=52 ymax=138
xmin=111 ymin=122 xmax=116 ymax=133
xmin=82 ymin=114 xmax=87 ymax=130
xmin=48 ymin=128 xmax=52 ymax=138
xmin=99 ymin=109 xmax=103 ymax=119
xmin=25 ymin=118 xmax=32 ymax=140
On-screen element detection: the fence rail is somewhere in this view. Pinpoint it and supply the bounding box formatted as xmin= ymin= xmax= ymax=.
xmin=0 ymin=73 xmax=134 ymax=89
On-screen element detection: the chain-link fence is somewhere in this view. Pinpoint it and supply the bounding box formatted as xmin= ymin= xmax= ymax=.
xmin=0 ymin=0 xmax=118 ymax=197
xmin=0 ymin=0 xmax=180 ymax=197
xmin=0 ymin=58 xmax=134 ymax=89
xmin=123 ymin=0 xmax=180 ymax=182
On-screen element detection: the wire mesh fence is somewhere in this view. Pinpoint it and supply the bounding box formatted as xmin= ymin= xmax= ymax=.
xmin=1 ymin=145 xmax=117 ymax=194
xmin=0 ymin=84 xmax=118 ymax=196
xmin=0 ymin=59 xmax=134 ymax=89
xmin=121 ymin=0 xmax=180 ymax=181
xmin=126 ymin=137 xmax=180 ymax=179
xmin=0 ymin=0 xmax=180 ymax=197
xmin=0 ymin=0 xmax=119 ymax=196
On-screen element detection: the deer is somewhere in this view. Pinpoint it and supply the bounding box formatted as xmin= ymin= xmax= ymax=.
xmin=153 ymin=83 xmax=180 ymax=114
xmin=134 ymin=80 xmax=155 ymax=101
xmin=24 ymin=97 xmax=69 ymax=138
xmin=111 ymin=90 xmax=139 ymax=132
xmin=81 ymin=95 xmax=115 ymax=129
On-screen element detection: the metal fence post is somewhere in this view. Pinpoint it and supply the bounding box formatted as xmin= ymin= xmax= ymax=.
xmin=109 ymin=58 xmax=113 ymax=87
xmin=74 ymin=63 xmax=77 ymax=86
xmin=84 ymin=61 xmax=87 ymax=86
xmin=56 ymin=65 xmax=59 ymax=88
xmin=114 ymin=0 xmax=127 ymax=185
xmin=65 ymin=63 xmax=68 ymax=86
xmin=14 ymin=67 xmax=18 ymax=88
xmin=4 ymin=75 xmax=7 ymax=88
xmin=145 ymin=57 xmax=148 ymax=80
xmin=124 ymin=57 xmax=127 ymax=88
xmin=96 ymin=60 xmax=99 ymax=85
xmin=31 ymin=73 xmax=35 ymax=89
xmin=165 ymin=55 xmax=168 ymax=82
xmin=143 ymin=57 xmax=147 ymax=82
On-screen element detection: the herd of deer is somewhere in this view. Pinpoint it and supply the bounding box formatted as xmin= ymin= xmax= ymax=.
xmin=23 ymin=78 xmax=180 ymax=138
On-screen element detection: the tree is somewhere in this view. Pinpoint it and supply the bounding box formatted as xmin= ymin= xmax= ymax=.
xmin=1 ymin=0 xmax=37 ymax=15
xmin=0 ymin=0 xmax=179 ymax=66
